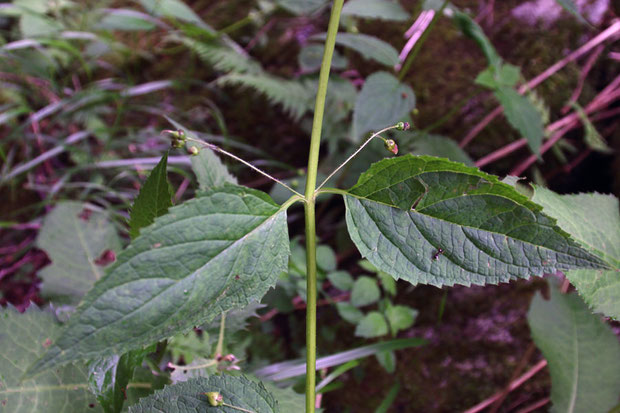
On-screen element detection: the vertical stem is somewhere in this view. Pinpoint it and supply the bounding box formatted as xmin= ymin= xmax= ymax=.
xmin=304 ymin=1 xmax=344 ymax=412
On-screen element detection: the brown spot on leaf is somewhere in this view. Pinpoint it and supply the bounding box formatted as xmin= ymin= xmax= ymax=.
xmin=78 ymin=208 xmax=93 ymax=221
xmin=94 ymin=250 xmax=116 ymax=266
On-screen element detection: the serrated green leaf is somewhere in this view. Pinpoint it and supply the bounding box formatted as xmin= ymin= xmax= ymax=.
xmin=355 ymin=312 xmax=388 ymax=338
xmin=36 ymin=202 xmax=122 ymax=304
xmin=336 ymin=302 xmax=364 ymax=324
xmin=129 ymin=152 xmax=172 ymax=239
xmin=350 ymin=276 xmax=381 ymax=307
xmin=352 ymin=72 xmax=415 ymax=141
xmin=342 ymin=0 xmax=410 ymax=21
xmin=27 ymin=184 xmax=290 ymax=376
xmin=532 ymin=187 xmax=620 ymax=319
xmin=494 ymin=86 xmax=545 ymax=155
xmin=475 ymin=63 xmax=521 ymax=89
xmin=385 ymin=305 xmax=417 ymax=336
xmin=564 ymin=269 xmax=620 ymax=321
xmin=343 ymin=155 xmax=608 ymax=288
xmin=0 ymin=305 xmax=103 ymax=412
xmin=128 ymin=375 xmax=279 ymax=413
xmin=528 ymin=286 xmax=620 ymax=413
xmin=312 ymin=33 xmax=400 ymax=66
xmin=328 ymin=271 xmax=354 ymax=291
xmin=410 ymin=133 xmax=474 ymax=166
xmin=532 ymin=188 xmax=619 ymax=267
xmin=571 ymin=103 xmax=613 ymax=154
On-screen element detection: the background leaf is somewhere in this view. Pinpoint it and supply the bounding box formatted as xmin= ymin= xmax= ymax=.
xmin=344 ymin=155 xmax=608 ymax=287
xmin=128 ymin=152 xmax=172 ymax=239
xmin=532 ymin=187 xmax=620 ymax=319
xmin=275 ymin=0 xmax=327 ymax=15
xmin=385 ymin=305 xmax=417 ymax=336
xmin=352 ymin=72 xmax=415 ymax=141
xmin=350 ymin=276 xmax=381 ymax=307
xmin=341 ymin=0 xmax=410 ymax=21
xmin=355 ymin=312 xmax=389 ymax=338
xmin=28 ymin=184 xmax=290 ymax=376
xmin=312 ymin=33 xmax=399 ymax=66
xmin=128 ymin=375 xmax=279 ymax=413
xmin=494 ymin=86 xmax=545 ymax=155
xmin=328 ymin=271 xmax=354 ymax=291
xmin=528 ymin=285 xmax=620 ymax=413
xmin=36 ymin=202 xmax=121 ymax=304
xmin=298 ymin=44 xmax=347 ymax=72
xmin=453 ymin=11 xmax=501 ymax=69
xmin=409 ymin=132 xmax=474 ymax=166
xmin=336 ymin=302 xmax=364 ymax=324
xmin=0 ymin=305 xmax=103 ymax=412
xmin=138 ymin=0 xmax=210 ymax=29
xmin=87 ymin=345 xmax=156 ymax=413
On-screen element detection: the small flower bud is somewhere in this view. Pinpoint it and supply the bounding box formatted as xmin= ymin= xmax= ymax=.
xmin=188 ymin=146 xmax=199 ymax=156
xmin=171 ymin=139 xmax=184 ymax=149
xmin=384 ymin=139 xmax=398 ymax=155
xmin=205 ymin=392 xmax=223 ymax=406
xmin=396 ymin=122 xmax=410 ymax=131
xmin=162 ymin=129 xmax=186 ymax=141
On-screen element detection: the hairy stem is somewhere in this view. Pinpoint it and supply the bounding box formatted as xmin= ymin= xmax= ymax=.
xmin=304 ymin=1 xmax=344 ymax=411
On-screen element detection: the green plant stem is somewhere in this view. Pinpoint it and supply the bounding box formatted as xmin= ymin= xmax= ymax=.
xmin=303 ymin=1 xmax=344 ymax=412
xmin=398 ymin=1 xmax=448 ymax=82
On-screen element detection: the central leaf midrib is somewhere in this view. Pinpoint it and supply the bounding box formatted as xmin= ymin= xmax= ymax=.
xmin=347 ymin=194 xmax=591 ymax=262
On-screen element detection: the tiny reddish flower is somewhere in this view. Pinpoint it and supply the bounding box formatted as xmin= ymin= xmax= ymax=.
xmin=384 ymin=139 xmax=398 ymax=155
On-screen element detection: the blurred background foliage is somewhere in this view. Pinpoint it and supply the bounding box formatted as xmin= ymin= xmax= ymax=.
xmin=1 ymin=0 xmax=619 ymax=411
